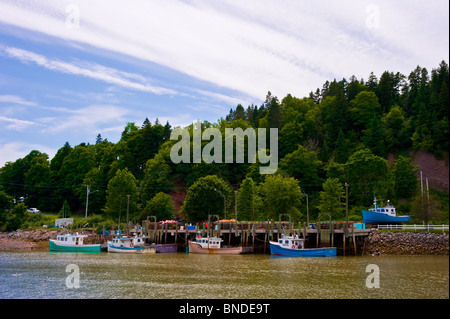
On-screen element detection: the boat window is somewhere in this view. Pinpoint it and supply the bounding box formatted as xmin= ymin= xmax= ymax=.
xmin=279 ymin=240 xmax=282 ymax=244
xmin=285 ymin=240 xmax=289 ymax=245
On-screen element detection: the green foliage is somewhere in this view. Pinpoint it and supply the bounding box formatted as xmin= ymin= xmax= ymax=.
xmin=279 ymin=145 xmax=323 ymax=187
xmin=0 ymin=185 xmax=13 ymax=211
xmin=237 ymin=177 xmax=260 ymax=221
xmin=104 ymin=168 xmax=139 ymax=222
xmin=142 ymin=192 xmax=175 ymax=222
xmin=350 ymin=91 xmax=381 ymax=130
xmin=141 ymin=146 xmax=173 ymax=203
xmin=317 ymin=178 xmax=346 ymax=220
xmin=4 ymin=203 xmax=28 ymax=231
xmin=345 ymin=149 xmax=389 ymax=205
xmin=258 ymin=174 xmax=304 ymax=222
xmin=59 ymin=200 xmax=72 ymax=218
xmin=391 ymin=156 xmax=418 ymax=199
xmin=0 ymin=61 xmax=448 ymax=228
xmin=181 ymin=175 xmax=232 ymax=222
xmin=410 ymin=192 xmax=441 ymax=224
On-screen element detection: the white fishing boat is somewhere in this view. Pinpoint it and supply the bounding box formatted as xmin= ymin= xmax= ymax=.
xmin=107 ymin=231 xmax=145 ymax=253
xmin=188 ymin=235 xmax=252 ymax=254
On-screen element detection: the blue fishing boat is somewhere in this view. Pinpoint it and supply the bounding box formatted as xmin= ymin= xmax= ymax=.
xmin=269 ymin=234 xmax=336 ymax=257
xmin=362 ymin=198 xmax=411 ymax=224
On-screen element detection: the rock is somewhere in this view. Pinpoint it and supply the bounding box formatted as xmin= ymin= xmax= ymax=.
xmin=363 ymin=229 xmax=449 ymax=256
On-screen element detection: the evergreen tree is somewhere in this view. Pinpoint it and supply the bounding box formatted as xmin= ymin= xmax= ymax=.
xmin=258 ymin=174 xmax=304 ymax=222
xmin=142 ymin=192 xmax=175 ymax=222
xmin=391 ymin=156 xmax=418 ymax=199
xmin=345 ymin=149 xmax=389 ymax=205
xmin=362 ymin=116 xmax=387 ymax=156
xmin=237 ymin=177 xmax=258 ymax=221
xmin=181 ymin=175 xmax=232 ymax=222
xmin=317 ymin=178 xmax=345 ymax=220
xmin=104 ymin=168 xmax=139 ymax=222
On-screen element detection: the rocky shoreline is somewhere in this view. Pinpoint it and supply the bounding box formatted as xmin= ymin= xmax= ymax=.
xmin=363 ymin=230 xmax=449 ymax=255
xmin=0 ymin=229 xmax=58 ymax=250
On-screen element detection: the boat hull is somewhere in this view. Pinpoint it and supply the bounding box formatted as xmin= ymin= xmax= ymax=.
xmin=155 ymin=244 xmax=178 ymax=253
xmin=107 ymin=241 xmax=143 ymax=253
xmin=141 ymin=244 xmax=178 ymax=253
xmin=269 ymin=242 xmax=336 ymax=257
xmin=188 ymin=241 xmax=252 ymax=254
xmin=49 ymin=239 xmax=101 ymax=253
xmin=362 ymin=210 xmax=411 ymax=224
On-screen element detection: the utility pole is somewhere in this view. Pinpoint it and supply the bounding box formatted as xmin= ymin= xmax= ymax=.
xmin=126 ymin=194 xmax=130 ymax=235
xmin=85 ymin=185 xmax=90 ymax=219
xmin=345 ymin=183 xmax=349 ymax=227
xmin=234 ymin=190 xmax=238 ymax=220
xmin=299 ymin=186 xmax=309 ymax=226
xmin=214 ymin=188 xmax=226 ymax=219
xmin=85 ymin=185 xmax=98 ymax=219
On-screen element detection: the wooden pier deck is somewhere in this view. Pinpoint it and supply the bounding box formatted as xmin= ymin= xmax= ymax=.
xmin=132 ymin=221 xmax=371 ymax=256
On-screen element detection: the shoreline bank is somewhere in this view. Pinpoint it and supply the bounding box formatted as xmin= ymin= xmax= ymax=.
xmin=1 ymin=228 xmax=448 ymax=255
xmin=0 ymin=229 xmax=58 ymax=251
xmin=362 ymin=230 xmax=449 ymax=255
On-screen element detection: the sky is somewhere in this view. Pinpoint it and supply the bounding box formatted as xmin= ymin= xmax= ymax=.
xmin=0 ymin=0 xmax=448 ymax=167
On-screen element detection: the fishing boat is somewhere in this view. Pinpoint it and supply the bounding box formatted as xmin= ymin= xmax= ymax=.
xmin=188 ymin=236 xmax=252 ymax=254
xmin=362 ymin=198 xmax=411 ymax=224
xmin=107 ymin=231 xmax=145 ymax=253
xmin=155 ymin=243 xmax=178 ymax=253
xmin=49 ymin=232 xmax=101 ymax=253
xmin=269 ymin=234 xmax=336 ymax=257
xmin=142 ymin=243 xmax=178 ymax=253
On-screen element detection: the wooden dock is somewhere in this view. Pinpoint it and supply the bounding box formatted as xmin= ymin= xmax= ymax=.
xmin=134 ymin=221 xmax=371 ymax=256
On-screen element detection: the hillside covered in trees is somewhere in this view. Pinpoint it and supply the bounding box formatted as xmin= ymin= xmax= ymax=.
xmin=0 ymin=61 xmax=448 ymax=230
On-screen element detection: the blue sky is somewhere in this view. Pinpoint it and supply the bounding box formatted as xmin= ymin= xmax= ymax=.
xmin=0 ymin=0 xmax=448 ymax=167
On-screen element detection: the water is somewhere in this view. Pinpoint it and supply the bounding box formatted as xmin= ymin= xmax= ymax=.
xmin=0 ymin=251 xmax=448 ymax=299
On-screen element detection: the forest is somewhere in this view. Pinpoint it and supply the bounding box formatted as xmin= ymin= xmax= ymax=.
xmin=0 ymin=60 xmax=448 ymax=231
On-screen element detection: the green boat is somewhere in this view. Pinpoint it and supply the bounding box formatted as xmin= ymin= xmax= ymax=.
xmin=49 ymin=233 xmax=101 ymax=253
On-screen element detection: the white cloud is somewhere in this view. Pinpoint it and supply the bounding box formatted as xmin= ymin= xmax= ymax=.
xmin=0 ymin=95 xmax=36 ymax=106
xmin=1 ymin=0 xmax=447 ymax=101
xmin=0 ymin=45 xmax=177 ymax=95
xmin=0 ymin=116 xmax=36 ymax=131
xmin=40 ymin=104 xmax=129 ymax=134
xmin=0 ymin=141 xmax=57 ymax=167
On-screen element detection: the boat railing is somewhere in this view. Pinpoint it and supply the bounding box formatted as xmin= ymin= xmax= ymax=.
xmin=378 ymin=224 xmax=449 ymax=232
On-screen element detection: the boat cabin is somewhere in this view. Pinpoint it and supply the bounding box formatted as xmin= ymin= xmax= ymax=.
xmin=194 ymin=236 xmax=223 ymax=249
xmin=112 ymin=235 xmax=144 ymax=248
xmin=368 ymin=198 xmax=396 ymax=217
xmin=55 ymin=233 xmax=88 ymax=245
xmin=112 ymin=237 xmax=134 ymax=248
xmin=278 ymin=234 xmax=305 ymax=250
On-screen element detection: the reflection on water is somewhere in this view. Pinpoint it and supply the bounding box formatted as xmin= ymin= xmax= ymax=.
xmin=0 ymin=251 xmax=448 ymax=299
